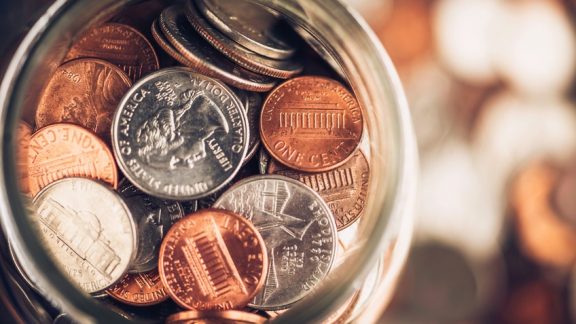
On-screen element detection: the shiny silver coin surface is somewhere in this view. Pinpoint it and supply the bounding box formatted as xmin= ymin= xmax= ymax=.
xmin=157 ymin=6 xmax=276 ymax=92
xmin=197 ymin=0 xmax=296 ymax=59
xmin=186 ymin=0 xmax=302 ymax=79
xmin=112 ymin=67 xmax=249 ymax=200
xmin=214 ymin=175 xmax=337 ymax=310
xmin=31 ymin=178 xmax=136 ymax=293
xmin=118 ymin=178 xmax=184 ymax=273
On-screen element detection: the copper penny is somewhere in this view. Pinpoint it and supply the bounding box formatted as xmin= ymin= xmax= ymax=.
xmin=159 ymin=209 xmax=267 ymax=311
xmin=260 ymin=76 xmax=364 ymax=172
xmin=27 ymin=123 xmax=118 ymax=196
xmin=64 ymin=23 xmax=159 ymax=82
xmin=35 ymin=58 xmax=132 ymax=143
xmin=166 ymin=310 xmax=267 ymax=324
xmin=267 ymin=150 xmax=369 ymax=230
xmin=17 ymin=122 xmax=32 ymax=195
xmin=106 ymin=269 xmax=169 ymax=306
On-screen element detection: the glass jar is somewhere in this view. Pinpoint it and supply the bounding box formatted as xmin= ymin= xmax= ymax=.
xmin=0 ymin=0 xmax=417 ymax=322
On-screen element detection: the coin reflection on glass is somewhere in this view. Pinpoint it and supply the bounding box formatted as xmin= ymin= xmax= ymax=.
xmin=260 ymin=76 xmax=364 ymax=172
xmin=64 ymin=23 xmax=160 ymax=81
xmin=214 ymin=175 xmax=337 ymax=310
xmin=159 ymin=208 xmax=267 ymax=310
xmin=166 ymin=310 xmax=267 ymax=324
xmin=17 ymin=122 xmax=32 ymax=195
xmin=106 ymin=269 xmax=169 ymax=306
xmin=27 ymin=123 xmax=118 ymax=196
xmin=117 ymin=178 xmax=184 ymax=273
xmin=31 ymin=178 xmax=136 ymax=293
xmin=112 ymin=68 xmax=249 ymax=200
xmin=36 ymin=58 xmax=132 ymax=143
xmin=267 ymin=150 xmax=370 ymax=230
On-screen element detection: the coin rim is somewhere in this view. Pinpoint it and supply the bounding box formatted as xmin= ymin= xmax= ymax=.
xmin=158 ymin=208 xmax=269 ymax=310
xmin=31 ymin=177 xmax=137 ymax=293
xmin=166 ymin=309 xmax=267 ymax=323
xmin=111 ymin=67 xmax=250 ymax=200
xmin=213 ymin=174 xmax=338 ymax=310
xmin=259 ymin=76 xmax=364 ymax=172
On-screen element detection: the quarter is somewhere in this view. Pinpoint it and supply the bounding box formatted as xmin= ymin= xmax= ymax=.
xmin=112 ymin=67 xmax=249 ymax=200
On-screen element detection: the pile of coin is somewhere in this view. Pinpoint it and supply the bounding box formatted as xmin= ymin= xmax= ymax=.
xmin=16 ymin=0 xmax=369 ymax=322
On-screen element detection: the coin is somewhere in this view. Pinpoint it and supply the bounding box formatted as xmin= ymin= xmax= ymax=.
xmin=166 ymin=310 xmax=267 ymax=324
xmin=260 ymin=76 xmax=364 ymax=172
xmin=64 ymin=23 xmax=160 ymax=82
xmin=112 ymin=67 xmax=249 ymax=200
xmin=213 ymin=175 xmax=337 ymax=310
xmin=31 ymin=178 xmax=136 ymax=293
xmin=237 ymin=90 xmax=262 ymax=163
xmin=158 ymin=208 xmax=267 ymax=311
xmin=35 ymin=58 xmax=132 ymax=143
xmin=155 ymin=8 xmax=277 ymax=92
xmin=185 ymin=0 xmax=303 ymax=79
xmin=27 ymin=123 xmax=118 ymax=196
xmin=117 ymin=178 xmax=184 ymax=273
xmin=17 ymin=122 xmax=32 ymax=195
xmin=106 ymin=269 xmax=169 ymax=306
xmin=258 ymin=148 xmax=271 ymax=175
xmin=267 ymin=150 xmax=370 ymax=230
xmin=196 ymin=0 xmax=296 ymax=60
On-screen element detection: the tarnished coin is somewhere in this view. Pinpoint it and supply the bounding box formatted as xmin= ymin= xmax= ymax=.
xmin=117 ymin=178 xmax=184 ymax=273
xmin=112 ymin=67 xmax=249 ymax=200
xmin=159 ymin=209 xmax=268 ymax=311
xmin=31 ymin=178 xmax=136 ymax=293
xmin=106 ymin=269 xmax=169 ymax=306
xmin=267 ymin=150 xmax=370 ymax=230
xmin=27 ymin=123 xmax=118 ymax=196
xmin=36 ymin=58 xmax=132 ymax=143
xmin=64 ymin=23 xmax=160 ymax=81
xmin=17 ymin=122 xmax=32 ymax=195
xmin=214 ymin=175 xmax=337 ymax=310
xmin=185 ymin=0 xmax=303 ymax=79
xmin=166 ymin=310 xmax=267 ymax=324
xmin=197 ymin=0 xmax=296 ymax=60
xmin=260 ymin=76 xmax=364 ymax=172
xmin=237 ymin=90 xmax=262 ymax=163
xmin=156 ymin=8 xmax=276 ymax=92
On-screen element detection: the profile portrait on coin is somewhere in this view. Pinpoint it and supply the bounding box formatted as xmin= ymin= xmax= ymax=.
xmin=135 ymin=89 xmax=229 ymax=170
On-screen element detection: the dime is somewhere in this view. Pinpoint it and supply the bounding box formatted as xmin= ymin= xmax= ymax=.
xmin=112 ymin=68 xmax=249 ymax=200
xmin=267 ymin=150 xmax=370 ymax=230
xmin=166 ymin=310 xmax=267 ymax=324
xmin=214 ymin=175 xmax=337 ymax=310
xmin=27 ymin=123 xmax=118 ymax=196
xmin=117 ymin=178 xmax=184 ymax=273
xmin=185 ymin=0 xmax=303 ymax=79
xmin=64 ymin=23 xmax=160 ymax=81
xmin=237 ymin=90 xmax=262 ymax=163
xmin=17 ymin=122 xmax=32 ymax=195
xmin=158 ymin=209 xmax=267 ymax=310
xmin=31 ymin=178 xmax=136 ymax=293
xmin=260 ymin=76 xmax=364 ymax=172
xmin=35 ymin=58 xmax=132 ymax=143
xmin=106 ymin=269 xmax=169 ymax=306
xmin=197 ymin=0 xmax=296 ymax=60
xmin=155 ymin=8 xmax=276 ymax=92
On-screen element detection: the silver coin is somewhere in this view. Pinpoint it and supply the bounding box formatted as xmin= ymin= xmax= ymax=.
xmin=236 ymin=89 xmax=262 ymax=163
xmin=213 ymin=175 xmax=337 ymax=310
xmin=197 ymin=0 xmax=296 ymax=60
xmin=258 ymin=147 xmax=271 ymax=174
xmin=112 ymin=67 xmax=249 ymax=200
xmin=157 ymin=6 xmax=277 ymax=92
xmin=185 ymin=0 xmax=303 ymax=79
xmin=118 ymin=178 xmax=184 ymax=273
xmin=31 ymin=178 xmax=136 ymax=293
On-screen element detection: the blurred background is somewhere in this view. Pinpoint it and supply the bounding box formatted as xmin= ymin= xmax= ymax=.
xmin=3 ymin=0 xmax=576 ymax=323
xmin=346 ymin=0 xmax=576 ymax=323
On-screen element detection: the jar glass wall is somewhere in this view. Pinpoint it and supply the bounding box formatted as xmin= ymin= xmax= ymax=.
xmin=0 ymin=0 xmax=416 ymax=322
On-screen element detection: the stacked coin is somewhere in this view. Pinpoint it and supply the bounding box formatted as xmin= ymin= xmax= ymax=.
xmin=15 ymin=0 xmax=370 ymax=322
